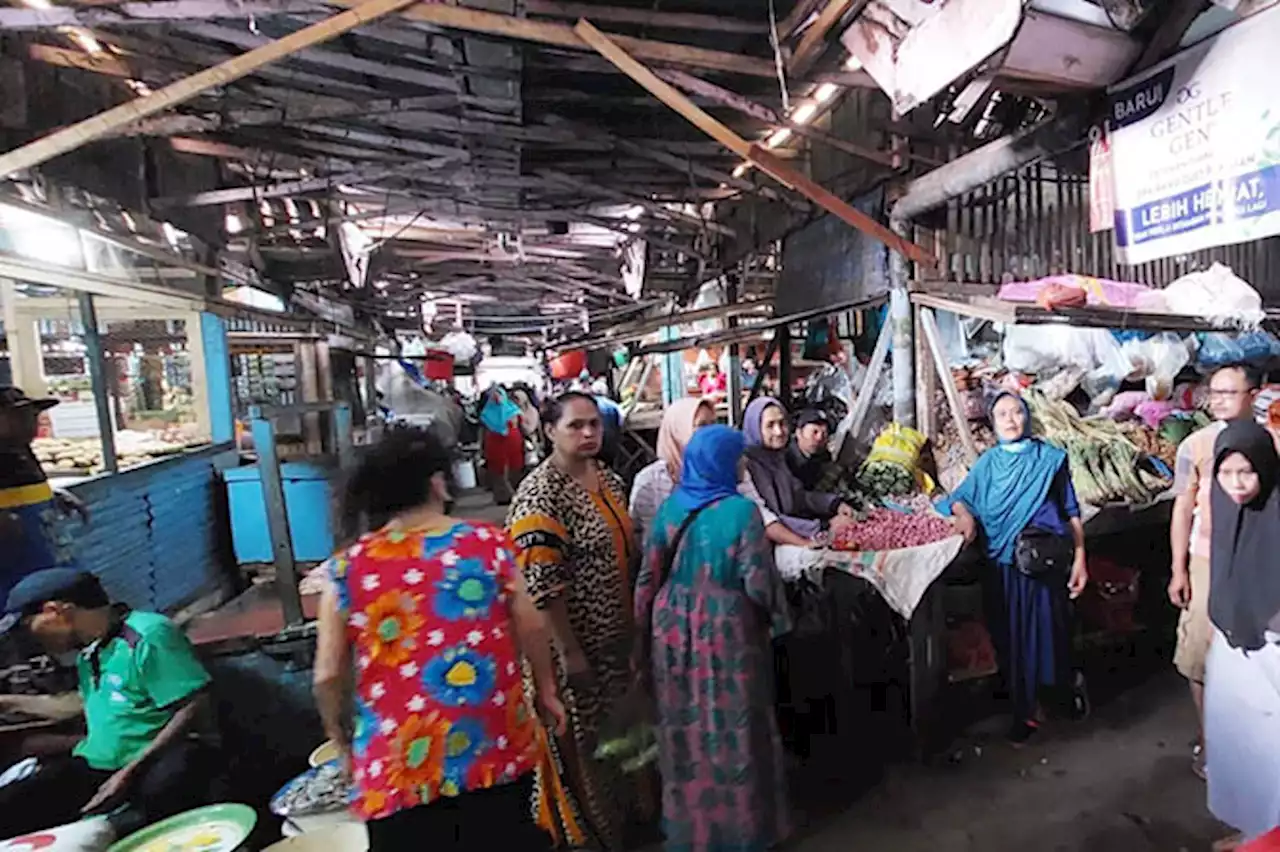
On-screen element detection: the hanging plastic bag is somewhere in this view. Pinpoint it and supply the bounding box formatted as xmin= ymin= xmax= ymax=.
xmin=1003 ymin=326 xmax=1103 ymax=374
xmin=1080 ymin=330 xmax=1134 ymax=406
xmin=1236 ymin=330 xmax=1280 ymax=363
xmin=1197 ymin=333 xmax=1249 ymax=368
xmin=1127 ymin=333 xmax=1192 ymax=399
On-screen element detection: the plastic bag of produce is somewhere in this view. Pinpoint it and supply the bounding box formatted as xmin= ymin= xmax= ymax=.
xmin=1003 ymin=326 xmax=1101 ymax=373
xmin=1236 ymin=330 xmax=1280 ymax=363
xmin=1197 ymin=333 xmax=1248 ymax=368
xmin=1163 ymin=263 xmax=1265 ymax=328
xmin=858 ymin=423 xmax=932 ymax=495
xmin=1080 ymin=330 xmax=1135 ymax=405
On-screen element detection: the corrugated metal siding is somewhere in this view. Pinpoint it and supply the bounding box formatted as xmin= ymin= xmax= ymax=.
xmin=912 ymin=160 xmax=1280 ymax=297
xmin=68 ymin=445 xmax=238 ymax=612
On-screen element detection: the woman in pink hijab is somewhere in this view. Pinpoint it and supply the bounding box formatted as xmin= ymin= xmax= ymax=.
xmin=628 ymin=398 xmax=813 ymax=555
xmin=628 ymin=398 xmax=715 ymax=549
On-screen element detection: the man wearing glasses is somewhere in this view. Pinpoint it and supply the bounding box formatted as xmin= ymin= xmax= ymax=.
xmin=1169 ymin=363 xmax=1261 ymax=780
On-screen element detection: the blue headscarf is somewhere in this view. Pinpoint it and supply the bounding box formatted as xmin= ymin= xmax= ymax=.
xmin=937 ymin=391 xmax=1068 ymax=565
xmin=673 ymin=425 xmax=744 ymax=513
xmin=479 ymin=387 xmax=520 ymax=435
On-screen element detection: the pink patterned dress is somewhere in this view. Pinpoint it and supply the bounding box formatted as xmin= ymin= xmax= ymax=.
xmin=635 ymin=494 xmax=793 ymax=852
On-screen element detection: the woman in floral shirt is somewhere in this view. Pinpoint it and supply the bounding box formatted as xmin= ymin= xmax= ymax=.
xmin=313 ymin=427 xmax=566 ymax=851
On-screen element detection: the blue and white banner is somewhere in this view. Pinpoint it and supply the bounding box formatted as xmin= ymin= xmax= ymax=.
xmin=1106 ymin=6 xmax=1280 ymax=265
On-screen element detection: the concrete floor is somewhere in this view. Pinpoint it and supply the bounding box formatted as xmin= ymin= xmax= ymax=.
xmin=460 ymin=485 xmax=1223 ymax=852
xmin=786 ymin=670 xmax=1225 ymax=852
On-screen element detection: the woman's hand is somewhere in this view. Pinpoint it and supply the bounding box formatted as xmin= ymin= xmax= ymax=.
xmin=1068 ymin=552 xmax=1089 ymax=599
xmin=537 ymin=685 xmax=568 ymax=737
xmin=951 ymin=506 xmax=977 ymax=544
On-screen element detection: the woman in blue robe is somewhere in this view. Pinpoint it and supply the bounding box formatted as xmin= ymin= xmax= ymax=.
xmin=938 ymin=392 xmax=1090 ymax=742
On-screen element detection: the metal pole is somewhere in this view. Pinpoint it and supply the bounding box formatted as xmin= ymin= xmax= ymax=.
xmin=777 ymin=324 xmax=793 ymax=409
xmin=250 ymin=406 xmax=304 ymax=626
xmin=727 ymin=268 xmax=743 ymax=427
xmin=889 ymin=218 xmax=916 ymax=427
xmin=77 ymin=292 xmax=118 ymax=473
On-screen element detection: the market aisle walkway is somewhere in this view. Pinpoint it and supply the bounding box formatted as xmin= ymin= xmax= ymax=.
xmin=786 ymin=670 xmax=1223 ymax=851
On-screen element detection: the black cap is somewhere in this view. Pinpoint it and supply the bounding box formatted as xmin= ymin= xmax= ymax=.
xmin=0 ymin=386 xmax=59 ymax=412
xmin=795 ymin=409 xmax=829 ymax=430
xmin=0 ymin=570 xmax=108 ymax=637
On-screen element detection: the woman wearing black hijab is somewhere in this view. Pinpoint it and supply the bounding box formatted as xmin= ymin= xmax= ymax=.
xmin=1204 ymin=419 xmax=1280 ymax=842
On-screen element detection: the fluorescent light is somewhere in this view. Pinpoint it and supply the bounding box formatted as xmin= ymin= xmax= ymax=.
xmin=731 ymin=163 xmax=750 ymax=178
xmin=66 ymin=29 xmax=103 ymax=54
xmin=845 ymin=56 xmax=863 ymax=71
xmin=814 ymin=82 xmax=840 ymax=103
xmin=792 ymin=102 xmax=818 ymax=125
xmin=765 ymin=128 xmax=792 ymax=148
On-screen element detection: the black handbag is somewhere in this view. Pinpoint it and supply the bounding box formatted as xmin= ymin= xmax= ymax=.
xmin=1013 ymin=526 xmax=1075 ymax=579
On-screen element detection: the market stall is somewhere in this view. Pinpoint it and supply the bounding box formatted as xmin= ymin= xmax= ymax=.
xmin=895 ymin=271 xmax=1280 ymax=746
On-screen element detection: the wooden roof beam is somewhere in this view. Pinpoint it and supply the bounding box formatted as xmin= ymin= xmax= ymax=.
xmin=173 ymin=21 xmax=460 ymax=91
xmin=524 ymin=0 xmax=767 ymax=35
xmin=537 ymin=115 xmax=802 ymax=208
xmin=110 ymin=93 xmax=461 ymax=138
xmin=658 ymin=68 xmax=895 ymax=167
xmin=788 ymin=0 xmax=863 ymax=76
xmin=535 ymin=169 xmax=735 ymax=237
xmin=574 ymin=18 xmax=934 ymax=266
xmin=323 ymin=0 xmax=781 ymax=78
xmin=0 ymin=0 xmax=427 ymax=178
xmin=0 ymin=0 xmax=317 ymax=30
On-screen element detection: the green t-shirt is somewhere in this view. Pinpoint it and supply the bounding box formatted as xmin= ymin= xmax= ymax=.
xmin=73 ymin=611 xmax=211 ymax=771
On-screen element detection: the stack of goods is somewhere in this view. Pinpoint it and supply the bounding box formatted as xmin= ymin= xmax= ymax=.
xmin=1025 ymin=390 xmax=1171 ymax=506
xmin=856 ymin=422 xmax=930 ymax=498
xmin=831 ymin=505 xmax=956 ymax=552
xmin=932 ymin=390 xmax=997 ymax=492
xmin=32 ymin=428 xmax=204 ymax=476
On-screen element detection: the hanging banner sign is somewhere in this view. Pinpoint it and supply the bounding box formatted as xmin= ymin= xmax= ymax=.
xmin=1107 ymin=6 xmax=1280 ymax=265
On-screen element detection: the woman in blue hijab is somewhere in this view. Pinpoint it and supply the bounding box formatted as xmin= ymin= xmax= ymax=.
xmin=635 ymin=426 xmax=793 ymax=852
xmin=938 ymin=391 xmax=1089 ymax=743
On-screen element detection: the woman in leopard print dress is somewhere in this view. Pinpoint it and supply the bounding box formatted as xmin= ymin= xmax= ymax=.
xmin=508 ymin=392 xmax=636 ymax=850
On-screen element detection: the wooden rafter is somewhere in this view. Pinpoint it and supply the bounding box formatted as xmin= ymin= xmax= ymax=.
xmin=0 ymin=0 xmax=428 ymax=177
xmin=323 ymin=0 xmax=781 ymax=78
xmin=524 ymin=0 xmax=767 ymax=34
xmin=657 ymin=68 xmax=895 ymax=167
xmin=789 ymin=0 xmax=863 ymax=75
xmin=574 ymin=18 xmax=935 ymax=266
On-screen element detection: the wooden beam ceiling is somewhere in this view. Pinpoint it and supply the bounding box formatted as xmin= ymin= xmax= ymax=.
xmin=0 ymin=0 xmax=429 ymax=177
xmin=322 ymin=0 xmax=782 ymax=77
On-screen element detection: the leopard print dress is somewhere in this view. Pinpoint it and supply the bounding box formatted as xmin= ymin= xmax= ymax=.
xmin=507 ymin=458 xmax=636 ymax=850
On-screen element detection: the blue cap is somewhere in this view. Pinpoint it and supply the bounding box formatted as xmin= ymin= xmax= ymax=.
xmin=0 ymin=569 xmax=107 ymax=637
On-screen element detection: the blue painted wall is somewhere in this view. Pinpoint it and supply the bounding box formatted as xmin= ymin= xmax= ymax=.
xmin=200 ymin=313 xmax=235 ymax=444
xmin=68 ymin=444 xmax=239 ymax=612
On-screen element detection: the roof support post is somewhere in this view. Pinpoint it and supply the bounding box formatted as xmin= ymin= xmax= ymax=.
xmin=0 ymin=0 xmax=425 ymax=177
xmin=888 ymin=218 xmax=916 ymax=427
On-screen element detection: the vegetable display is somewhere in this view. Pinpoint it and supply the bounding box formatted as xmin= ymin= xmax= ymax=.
xmin=856 ymin=460 xmax=914 ymax=497
xmin=1024 ymin=390 xmax=1171 ymax=506
xmin=831 ymin=507 xmax=957 ymax=552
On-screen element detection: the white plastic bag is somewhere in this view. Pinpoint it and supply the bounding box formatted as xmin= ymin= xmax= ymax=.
xmin=1003 ymin=326 xmax=1103 ymax=374
xmin=1162 ymin=263 xmax=1265 ymax=328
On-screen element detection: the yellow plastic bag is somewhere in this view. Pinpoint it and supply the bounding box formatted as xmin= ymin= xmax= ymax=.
xmin=863 ymin=423 xmax=935 ymax=493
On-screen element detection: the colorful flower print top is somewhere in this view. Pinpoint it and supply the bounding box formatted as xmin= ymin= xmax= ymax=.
xmin=325 ymin=520 xmax=538 ymax=821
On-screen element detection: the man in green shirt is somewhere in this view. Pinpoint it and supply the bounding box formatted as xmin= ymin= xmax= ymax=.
xmin=0 ymin=569 xmax=215 ymax=839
